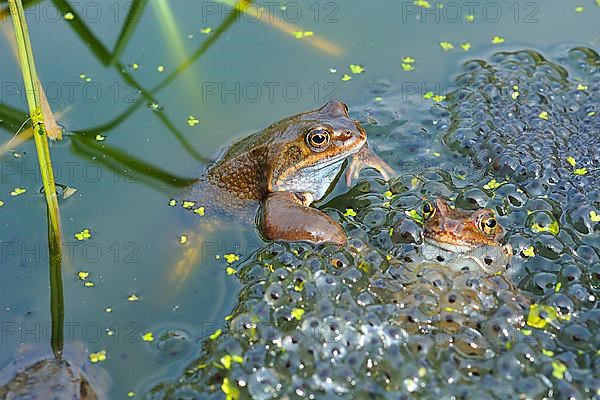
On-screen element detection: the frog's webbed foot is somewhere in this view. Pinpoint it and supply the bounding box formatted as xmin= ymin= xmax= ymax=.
xmin=170 ymin=223 xmax=216 ymax=287
xmin=346 ymin=142 xmax=396 ymax=186
xmin=260 ymin=191 xmax=346 ymax=245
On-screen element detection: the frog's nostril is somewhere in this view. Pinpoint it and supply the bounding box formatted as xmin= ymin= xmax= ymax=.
xmin=337 ymin=130 xmax=354 ymax=141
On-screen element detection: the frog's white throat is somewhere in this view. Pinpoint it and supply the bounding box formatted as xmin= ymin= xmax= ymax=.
xmin=273 ymin=156 xmax=348 ymax=202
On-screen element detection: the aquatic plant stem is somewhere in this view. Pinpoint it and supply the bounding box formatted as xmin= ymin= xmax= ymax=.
xmin=8 ymin=0 xmax=64 ymax=358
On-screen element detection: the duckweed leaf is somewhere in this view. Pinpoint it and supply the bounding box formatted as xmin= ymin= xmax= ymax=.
xmin=291 ymin=308 xmax=305 ymax=320
xmin=182 ymin=201 xmax=195 ymax=209
xmin=590 ymin=211 xmax=600 ymax=222
xmin=74 ymin=229 xmax=92 ymax=241
xmin=349 ymin=64 xmax=365 ymax=74
xmin=483 ymin=179 xmax=506 ymax=190
xmin=221 ymin=377 xmax=240 ymax=400
xmin=552 ymin=360 xmax=568 ymax=379
xmin=224 ymin=254 xmax=240 ymax=263
xmin=491 ymin=36 xmax=505 ymax=44
xmin=521 ymin=246 xmax=535 ymax=258
xmin=142 ymin=332 xmax=154 ymax=342
xmin=10 ymin=188 xmax=26 ymax=196
xmin=210 ymin=329 xmax=222 ymax=340
xmin=193 ymin=207 xmax=205 ymax=216
xmin=344 ymin=208 xmax=357 ymax=217
xmin=527 ymin=304 xmax=558 ymax=329
xmin=89 ymin=350 xmax=107 ymax=363
xmin=187 ymin=116 xmax=200 ymax=127
xmin=531 ymin=221 xmax=559 ymax=235
xmin=439 ymin=41 xmax=454 ymax=51
xmin=406 ymin=209 xmax=424 ymax=224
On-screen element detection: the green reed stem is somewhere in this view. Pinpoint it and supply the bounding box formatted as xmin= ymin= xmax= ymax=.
xmin=8 ymin=0 xmax=64 ymax=358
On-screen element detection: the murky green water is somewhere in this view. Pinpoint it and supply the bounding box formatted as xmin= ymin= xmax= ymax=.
xmin=0 ymin=0 xmax=599 ymax=398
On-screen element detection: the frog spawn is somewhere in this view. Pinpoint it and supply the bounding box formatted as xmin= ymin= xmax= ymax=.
xmin=150 ymin=48 xmax=600 ymax=398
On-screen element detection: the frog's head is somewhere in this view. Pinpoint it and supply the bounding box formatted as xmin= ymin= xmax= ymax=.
xmin=419 ymin=198 xmax=512 ymax=273
xmin=422 ymin=198 xmax=505 ymax=251
xmin=267 ymin=100 xmax=366 ymax=201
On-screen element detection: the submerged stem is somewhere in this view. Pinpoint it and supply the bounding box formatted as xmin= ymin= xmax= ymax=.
xmin=8 ymin=0 xmax=64 ymax=358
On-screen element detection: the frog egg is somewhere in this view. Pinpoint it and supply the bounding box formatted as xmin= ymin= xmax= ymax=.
xmin=455 ymin=188 xmax=490 ymax=209
xmin=533 ymin=235 xmax=565 ymax=260
xmin=567 ymin=205 xmax=598 ymax=234
xmin=264 ymin=282 xmax=288 ymax=306
xmin=558 ymin=324 xmax=593 ymax=351
xmin=230 ymin=313 xmax=258 ymax=338
xmin=525 ymin=210 xmax=559 ymax=235
xmin=584 ymin=262 xmax=600 ymax=290
xmin=247 ymin=368 xmax=282 ymax=400
xmin=312 ymin=362 xmax=349 ymax=394
xmin=493 ymin=353 xmax=523 ymax=380
xmin=574 ymin=244 xmax=600 ymax=264
xmin=271 ymin=267 xmax=291 ymax=283
xmin=526 ymin=272 xmax=558 ymax=295
xmin=155 ymin=329 xmax=192 ymax=359
xmin=391 ymin=218 xmax=422 ymax=244
xmin=302 ymin=255 xmax=323 ymax=272
xmin=361 ymin=207 xmax=388 ymax=228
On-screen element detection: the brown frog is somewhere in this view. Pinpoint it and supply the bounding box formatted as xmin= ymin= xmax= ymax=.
xmin=419 ymin=198 xmax=512 ymax=273
xmin=185 ymin=100 xmax=395 ymax=245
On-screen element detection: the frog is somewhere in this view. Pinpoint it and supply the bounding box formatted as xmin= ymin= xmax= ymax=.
xmin=418 ymin=198 xmax=513 ymax=273
xmin=0 ymin=343 xmax=111 ymax=400
xmin=184 ymin=100 xmax=395 ymax=245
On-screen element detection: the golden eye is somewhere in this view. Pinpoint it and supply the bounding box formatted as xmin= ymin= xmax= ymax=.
xmin=306 ymin=128 xmax=330 ymax=149
xmin=422 ymin=201 xmax=436 ymax=220
xmin=479 ymin=215 xmax=497 ymax=235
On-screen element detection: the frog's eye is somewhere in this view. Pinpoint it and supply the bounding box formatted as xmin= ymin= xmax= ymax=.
xmin=479 ymin=215 xmax=497 ymax=235
xmin=422 ymin=201 xmax=436 ymax=220
xmin=306 ymin=128 xmax=331 ymax=149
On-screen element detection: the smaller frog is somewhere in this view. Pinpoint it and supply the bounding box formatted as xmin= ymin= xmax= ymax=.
xmin=419 ymin=198 xmax=512 ymax=273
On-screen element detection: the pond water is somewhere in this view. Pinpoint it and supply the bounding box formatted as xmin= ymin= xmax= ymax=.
xmin=0 ymin=0 xmax=599 ymax=398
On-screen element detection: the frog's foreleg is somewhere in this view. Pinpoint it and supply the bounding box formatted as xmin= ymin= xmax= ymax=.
xmin=346 ymin=142 xmax=396 ymax=185
xmin=260 ymin=191 xmax=346 ymax=245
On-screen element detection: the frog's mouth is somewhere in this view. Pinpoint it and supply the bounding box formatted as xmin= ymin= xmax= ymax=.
xmin=423 ymin=237 xmax=477 ymax=253
xmin=422 ymin=238 xmax=512 ymax=273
